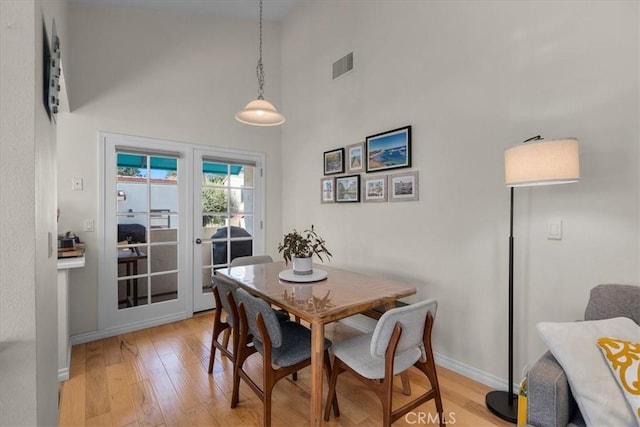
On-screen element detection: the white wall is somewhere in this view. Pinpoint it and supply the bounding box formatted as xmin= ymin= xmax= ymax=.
xmin=0 ymin=1 xmax=67 ymax=424
xmin=54 ymin=0 xmax=639 ymax=391
xmin=57 ymin=3 xmax=284 ymax=335
xmin=281 ymin=0 xmax=639 ymax=387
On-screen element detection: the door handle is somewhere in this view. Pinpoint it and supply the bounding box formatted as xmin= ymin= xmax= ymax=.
xmin=195 ymin=238 xmax=202 ymax=244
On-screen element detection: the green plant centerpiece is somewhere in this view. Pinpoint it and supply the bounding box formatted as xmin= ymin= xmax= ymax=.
xmin=278 ymin=225 xmax=332 ymax=275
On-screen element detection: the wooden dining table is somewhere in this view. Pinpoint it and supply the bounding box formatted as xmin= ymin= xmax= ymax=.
xmin=214 ymin=261 xmax=417 ymax=426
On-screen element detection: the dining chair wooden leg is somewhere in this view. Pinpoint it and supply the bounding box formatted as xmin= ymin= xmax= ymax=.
xmin=400 ymin=371 xmax=411 ymax=395
xmin=381 ymin=376 xmax=394 ymax=427
xmin=207 ymin=336 xmax=217 ymax=373
xmin=221 ymin=328 xmax=231 ymax=355
xmin=208 ymin=307 xmax=229 ymax=374
xmin=230 ymin=357 xmax=242 ymax=408
xmin=231 ymin=318 xmax=253 ymax=408
xmin=263 ymin=371 xmax=273 ymax=427
xmin=410 ymin=358 xmax=444 ymax=426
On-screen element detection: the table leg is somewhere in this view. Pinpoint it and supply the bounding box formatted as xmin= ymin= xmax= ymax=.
xmin=132 ymin=260 xmax=138 ymax=306
xmin=310 ymin=322 xmax=325 ymax=426
xmin=125 ymin=261 xmax=132 ymax=307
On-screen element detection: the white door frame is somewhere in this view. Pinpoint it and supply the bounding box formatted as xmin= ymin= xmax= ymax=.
xmin=98 ymin=132 xmax=191 ymax=335
xmin=97 ymin=132 xmax=265 ymax=337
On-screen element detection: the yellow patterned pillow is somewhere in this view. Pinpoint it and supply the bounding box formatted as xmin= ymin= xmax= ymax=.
xmin=597 ymin=337 xmax=640 ymax=425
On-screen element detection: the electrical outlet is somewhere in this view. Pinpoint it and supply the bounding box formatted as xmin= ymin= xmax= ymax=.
xmin=71 ymin=178 xmax=83 ymax=191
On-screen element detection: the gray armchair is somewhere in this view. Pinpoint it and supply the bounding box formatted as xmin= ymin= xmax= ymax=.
xmin=526 ymin=284 xmax=640 ymax=427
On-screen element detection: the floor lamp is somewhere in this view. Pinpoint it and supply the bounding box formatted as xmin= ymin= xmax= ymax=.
xmin=486 ymin=136 xmax=580 ymax=423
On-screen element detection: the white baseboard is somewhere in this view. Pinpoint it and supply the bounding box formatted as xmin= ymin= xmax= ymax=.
xmin=432 ymin=351 xmax=518 ymax=392
xmin=339 ymin=315 xmax=518 ymax=392
xmin=58 ymin=367 xmax=69 ymax=382
xmin=58 ymin=341 xmax=71 ymax=381
xmin=71 ymin=312 xmax=518 ymax=392
xmin=70 ymin=312 xmax=189 ymax=345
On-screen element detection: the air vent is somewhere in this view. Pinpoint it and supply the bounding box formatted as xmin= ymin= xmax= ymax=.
xmin=332 ymin=52 xmax=353 ymax=79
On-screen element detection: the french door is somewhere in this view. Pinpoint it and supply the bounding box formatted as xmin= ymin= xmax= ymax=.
xmin=99 ymin=133 xmax=189 ymax=332
xmin=192 ymin=149 xmax=265 ymax=312
xmin=99 ymin=133 xmax=265 ymax=333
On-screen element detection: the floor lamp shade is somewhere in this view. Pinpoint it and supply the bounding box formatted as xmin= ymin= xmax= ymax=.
xmin=487 ymin=137 xmax=580 ymax=423
xmin=505 ymin=138 xmax=580 ymax=187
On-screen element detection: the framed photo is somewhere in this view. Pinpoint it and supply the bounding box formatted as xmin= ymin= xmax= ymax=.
xmin=362 ymin=175 xmax=388 ymax=203
xmin=389 ymin=171 xmax=419 ymax=202
xmin=335 ymin=175 xmax=361 ymax=203
xmin=366 ymin=125 xmax=411 ymax=173
xmin=323 ymin=148 xmax=345 ymax=175
xmin=346 ymin=142 xmax=365 ymax=174
xmin=320 ymin=177 xmax=335 ymax=204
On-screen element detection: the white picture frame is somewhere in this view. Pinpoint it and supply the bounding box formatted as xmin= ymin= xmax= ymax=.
xmin=389 ymin=171 xmax=419 ymax=202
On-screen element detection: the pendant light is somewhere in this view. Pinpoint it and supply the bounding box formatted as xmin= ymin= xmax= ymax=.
xmin=235 ymin=0 xmax=285 ymax=126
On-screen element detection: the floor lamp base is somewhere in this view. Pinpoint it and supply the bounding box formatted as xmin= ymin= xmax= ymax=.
xmin=486 ymin=390 xmax=518 ymax=423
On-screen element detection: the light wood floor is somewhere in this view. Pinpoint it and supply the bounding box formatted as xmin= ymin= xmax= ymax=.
xmin=59 ymin=311 xmax=513 ymax=426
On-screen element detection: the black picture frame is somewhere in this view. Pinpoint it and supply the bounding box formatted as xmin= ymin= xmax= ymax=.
xmin=335 ymin=175 xmax=361 ymax=203
xmin=323 ymin=148 xmax=345 ymax=175
xmin=365 ymin=125 xmax=412 ymax=173
xmin=43 ymin=19 xmax=61 ymax=122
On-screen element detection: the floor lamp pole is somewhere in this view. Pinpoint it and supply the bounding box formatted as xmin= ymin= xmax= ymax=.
xmin=485 ymin=186 xmax=518 ymax=423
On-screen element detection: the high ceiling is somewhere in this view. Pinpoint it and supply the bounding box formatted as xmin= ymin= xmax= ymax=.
xmin=71 ymin=0 xmax=299 ymax=21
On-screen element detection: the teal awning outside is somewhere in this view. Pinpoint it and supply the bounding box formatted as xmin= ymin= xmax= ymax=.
xmin=117 ymin=154 xmax=241 ymax=174
xmin=204 ymin=162 xmax=242 ymax=175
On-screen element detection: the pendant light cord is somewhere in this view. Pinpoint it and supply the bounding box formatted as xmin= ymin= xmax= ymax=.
xmin=256 ymin=0 xmax=265 ymax=100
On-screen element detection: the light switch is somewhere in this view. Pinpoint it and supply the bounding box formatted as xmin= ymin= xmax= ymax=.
xmin=547 ymin=220 xmax=562 ymax=240
xmin=83 ymin=219 xmax=94 ymax=232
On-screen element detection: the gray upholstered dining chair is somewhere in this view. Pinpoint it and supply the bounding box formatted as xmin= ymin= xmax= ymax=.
xmin=233 ymin=288 xmax=339 ymax=427
xmin=230 ymin=254 xmax=301 ymax=324
xmin=207 ymin=280 xmax=290 ymax=373
xmin=207 ymin=279 xmax=239 ymax=373
xmin=323 ymin=298 xmax=445 ymax=427
xmin=230 ymin=254 xmax=273 ymax=266
xmin=207 ymin=255 xmax=284 ymax=374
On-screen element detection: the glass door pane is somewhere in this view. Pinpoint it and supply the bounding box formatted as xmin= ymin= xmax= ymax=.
xmin=116 ymin=153 xmax=179 ymax=310
xmin=193 ymin=155 xmax=259 ymax=312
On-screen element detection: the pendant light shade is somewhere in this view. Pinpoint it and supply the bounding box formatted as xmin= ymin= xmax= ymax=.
xmin=235 ymin=99 xmax=285 ymax=126
xmin=235 ymin=0 xmax=285 ymax=126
